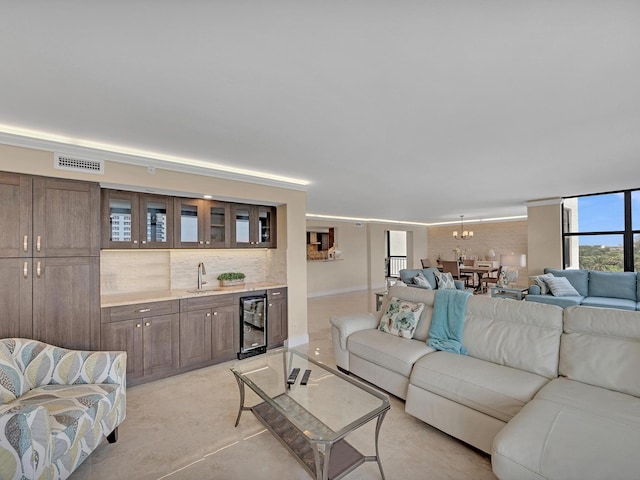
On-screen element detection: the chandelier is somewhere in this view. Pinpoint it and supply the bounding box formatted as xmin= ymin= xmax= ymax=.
xmin=452 ymin=215 xmax=473 ymax=240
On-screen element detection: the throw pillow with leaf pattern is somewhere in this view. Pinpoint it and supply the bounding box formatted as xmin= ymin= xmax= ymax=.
xmin=378 ymin=296 xmax=425 ymax=339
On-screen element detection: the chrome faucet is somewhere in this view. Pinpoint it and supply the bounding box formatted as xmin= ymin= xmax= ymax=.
xmin=197 ymin=262 xmax=207 ymax=290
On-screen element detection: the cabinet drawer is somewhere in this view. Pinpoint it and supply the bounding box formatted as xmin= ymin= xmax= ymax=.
xmin=180 ymin=293 xmax=237 ymax=312
xmin=267 ymin=288 xmax=287 ymax=300
xmin=103 ymin=300 xmax=180 ymax=323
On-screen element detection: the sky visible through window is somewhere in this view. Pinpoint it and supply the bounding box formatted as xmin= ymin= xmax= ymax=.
xmin=576 ymin=192 xmax=640 ymax=246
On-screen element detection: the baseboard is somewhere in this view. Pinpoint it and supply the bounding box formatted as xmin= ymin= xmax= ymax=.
xmin=285 ymin=334 xmax=310 ymax=348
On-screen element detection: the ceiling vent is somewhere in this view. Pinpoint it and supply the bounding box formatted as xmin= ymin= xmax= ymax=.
xmin=54 ymin=154 xmax=104 ymax=175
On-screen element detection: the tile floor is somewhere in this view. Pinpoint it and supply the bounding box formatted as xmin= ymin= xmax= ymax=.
xmin=71 ymin=290 xmax=495 ymax=480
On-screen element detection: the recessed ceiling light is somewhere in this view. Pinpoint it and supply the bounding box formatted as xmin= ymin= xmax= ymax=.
xmin=203 ymin=194 xmax=213 ymax=199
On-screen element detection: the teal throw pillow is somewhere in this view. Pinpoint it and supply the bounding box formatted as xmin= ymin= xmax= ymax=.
xmin=378 ymin=296 xmax=425 ymax=339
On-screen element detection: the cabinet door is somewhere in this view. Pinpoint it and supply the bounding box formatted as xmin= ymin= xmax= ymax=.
xmin=174 ymin=198 xmax=205 ymax=248
xmin=0 ymin=173 xmax=32 ymax=258
xmin=0 ymin=258 xmax=33 ymax=338
xmin=143 ymin=313 xmax=179 ymax=377
xmin=212 ymin=304 xmax=239 ymax=362
xmin=33 ymin=177 xmax=100 ymax=257
xmin=139 ymin=194 xmax=174 ymax=249
xmin=204 ymin=200 xmax=230 ymax=248
xmin=101 ymin=319 xmax=144 ymax=380
xmin=255 ymin=206 xmax=276 ymax=248
xmin=267 ymin=298 xmax=287 ymax=349
xmin=101 ymin=190 xmax=140 ymax=249
xmin=32 ymin=256 xmax=100 ymax=350
xmin=179 ymin=309 xmax=212 ymax=367
xmin=231 ymin=204 xmax=277 ymax=248
xmin=231 ymin=204 xmax=252 ymax=248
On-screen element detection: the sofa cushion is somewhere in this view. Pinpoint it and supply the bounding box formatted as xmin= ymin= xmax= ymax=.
xmin=589 ymin=270 xmax=637 ymax=300
xmin=544 ymin=268 xmax=589 ymax=296
xmin=492 ymin=378 xmax=640 ymax=480
xmin=560 ymin=305 xmax=640 ymax=397
xmin=0 ymin=342 xmax=28 ymax=404
xmin=399 ymin=269 xmax=423 ymax=285
xmin=463 ymin=296 xmax=564 ymax=379
xmin=347 ymin=329 xmax=434 ymax=378
xmin=378 ymin=296 xmax=425 ymax=339
xmin=412 ymin=272 xmax=432 ymax=289
xmin=580 ymin=296 xmax=636 ymax=310
xmin=545 ymin=275 xmax=580 ymax=296
xmin=411 ymin=352 xmax=549 ymax=423
xmin=18 ymin=383 xmax=119 ymax=462
xmin=524 ymin=294 xmax=583 ymax=308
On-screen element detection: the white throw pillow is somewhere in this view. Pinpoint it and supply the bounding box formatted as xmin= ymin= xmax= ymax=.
xmin=545 ymin=276 xmax=580 ymax=297
xmin=435 ymin=272 xmax=456 ymax=290
xmin=413 ymin=273 xmax=432 ymax=289
xmin=378 ymin=296 xmax=425 ymax=339
xmin=530 ymin=273 xmax=554 ymax=295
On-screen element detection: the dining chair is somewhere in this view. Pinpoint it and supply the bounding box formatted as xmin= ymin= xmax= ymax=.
xmin=440 ymin=260 xmax=470 ymax=287
xmin=420 ymin=258 xmax=432 ymax=268
xmin=481 ymin=265 xmax=502 ymax=293
xmin=461 ymin=259 xmax=475 ymax=287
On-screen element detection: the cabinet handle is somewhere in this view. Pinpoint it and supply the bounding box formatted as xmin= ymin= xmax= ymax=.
xmin=206 ymin=313 xmax=211 ymax=317
xmin=36 ymin=261 xmax=42 ymax=277
xmin=145 ymin=322 xmax=151 ymax=327
xmin=199 ymin=240 xmax=204 ymax=245
xmin=205 ymin=241 xmax=210 ymax=245
xmin=141 ymin=240 xmax=146 ymax=244
xmin=136 ymin=323 xmax=141 ymax=328
xmin=272 ymin=292 xmax=281 ymax=296
xmin=133 ymin=240 xmax=138 ymax=244
xmin=23 ymin=235 xmax=28 ymax=252
xmin=213 ymin=312 xmax=218 ymax=316
xmin=269 ymin=303 xmax=273 ymax=307
xmin=137 ymin=308 xmax=151 ymax=313
xmin=23 ymin=262 xmax=29 ymax=278
xmin=36 ymin=236 xmax=41 ymax=252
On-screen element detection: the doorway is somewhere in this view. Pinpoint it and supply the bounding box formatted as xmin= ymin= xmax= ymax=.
xmin=385 ymin=230 xmax=407 ymax=278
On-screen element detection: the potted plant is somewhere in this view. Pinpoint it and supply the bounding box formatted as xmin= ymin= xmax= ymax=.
xmin=217 ymin=272 xmax=246 ymax=287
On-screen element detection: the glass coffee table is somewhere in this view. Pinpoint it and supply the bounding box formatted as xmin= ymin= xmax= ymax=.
xmin=231 ymin=349 xmax=390 ymax=480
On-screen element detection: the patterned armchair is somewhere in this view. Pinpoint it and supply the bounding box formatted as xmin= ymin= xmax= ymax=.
xmin=0 ymin=338 xmax=126 ymax=480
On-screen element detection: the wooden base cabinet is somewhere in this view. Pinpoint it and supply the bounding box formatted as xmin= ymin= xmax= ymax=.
xmin=267 ymin=288 xmax=288 ymax=349
xmin=101 ymin=300 xmax=180 ymax=384
xmin=211 ymin=304 xmax=238 ymax=362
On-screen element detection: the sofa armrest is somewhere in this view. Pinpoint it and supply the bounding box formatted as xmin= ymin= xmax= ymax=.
xmin=529 ymin=285 xmax=541 ymax=295
xmin=0 ymin=404 xmax=52 ymax=480
xmin=330 ymin=313 xmax=379 ymax=350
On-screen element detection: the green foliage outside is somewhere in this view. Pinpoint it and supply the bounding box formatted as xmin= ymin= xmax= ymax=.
xmin=578 ymin=237 xmax=640 ymax=271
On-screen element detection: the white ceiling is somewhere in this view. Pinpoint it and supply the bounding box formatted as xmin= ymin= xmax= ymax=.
xmin=2 ymin=2 xmax=640 ymax=224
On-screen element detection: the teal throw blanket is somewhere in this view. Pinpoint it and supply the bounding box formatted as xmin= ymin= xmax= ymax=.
xmin=427 ymin=289 xmax=472 ymax=354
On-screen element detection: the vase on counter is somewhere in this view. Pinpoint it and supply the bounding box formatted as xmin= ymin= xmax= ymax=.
xmin=220 ymin=279 xmax=245 ymax=287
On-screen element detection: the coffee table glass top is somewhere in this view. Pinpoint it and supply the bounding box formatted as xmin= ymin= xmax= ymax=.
xmin=231 ymin=349 xmax=389 ymax=442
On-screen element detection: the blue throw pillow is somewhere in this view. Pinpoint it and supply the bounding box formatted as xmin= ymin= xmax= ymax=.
xmin=546 ymin=276 xmax=580 ymax=297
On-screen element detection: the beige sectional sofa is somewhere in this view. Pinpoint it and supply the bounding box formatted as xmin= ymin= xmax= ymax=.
xmin=330 ymin=285 xmax=640 ymax=479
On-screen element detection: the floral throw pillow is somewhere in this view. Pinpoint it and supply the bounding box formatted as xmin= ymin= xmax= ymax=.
xmin=378 ymin=296 xmax=425 ymax=339
xmin=435 ymin=272 xmax=456 ymax=290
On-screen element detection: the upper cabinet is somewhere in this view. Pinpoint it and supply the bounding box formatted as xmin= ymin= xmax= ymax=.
xmin=173 ymin=198 xmax=231 ymax=248
xmin=102 ymin=189 xmax=174 ymax=249
xmin=231 ymin=204 xmax=277 ymax=248
xmin=101 ymin=189 xmax=276 ymax=250
xmin=0 ymin=172 xmax=32 ymax=258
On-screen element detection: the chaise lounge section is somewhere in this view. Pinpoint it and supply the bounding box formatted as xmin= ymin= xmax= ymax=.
xmin=0 ymin=338 xmax=127 ymax=480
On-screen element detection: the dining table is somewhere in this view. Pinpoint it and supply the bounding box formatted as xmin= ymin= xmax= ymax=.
xmin=459 ymin=265 xmax=498 ymax=292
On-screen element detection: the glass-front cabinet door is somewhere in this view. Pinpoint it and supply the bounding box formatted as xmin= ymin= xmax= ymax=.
xmin=206 ymin=201 xmax=230 ymax=248
xmin=231 ymin=204 xmax=276 ymax=248
xmin=174 ymin=198 xmax=203 ymax=248
xmin=101 ymin=190 xmax=140 ymax=249
xmin=139 ymin=194 xmax=173 ymax=248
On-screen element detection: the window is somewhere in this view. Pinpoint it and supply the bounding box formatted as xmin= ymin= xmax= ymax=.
xmin=563 ymin=190 xmax=640 ymax=271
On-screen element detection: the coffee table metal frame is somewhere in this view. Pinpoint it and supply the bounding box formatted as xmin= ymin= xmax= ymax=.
xmin=231 ymin=349 xmax=390 ymax=480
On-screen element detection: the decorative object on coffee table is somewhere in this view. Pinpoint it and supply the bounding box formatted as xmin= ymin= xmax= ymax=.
xmin=218 ymin=272 xmax=245 ymax=287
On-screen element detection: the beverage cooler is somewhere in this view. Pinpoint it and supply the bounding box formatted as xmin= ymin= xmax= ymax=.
xmin=238 ymin=294 xmax=267 ymax=359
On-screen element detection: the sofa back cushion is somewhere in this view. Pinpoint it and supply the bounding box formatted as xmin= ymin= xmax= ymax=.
xmin=386 ymin=285 xmax=435 ymax=342
xmin=544 ymin=268 xmax=589 ymax=297
xmin=399 ymin=268 xmax=441 ymax=289
xmin=589 ymin=271 xmax=637 ymax=300
xmin=560 ymin=306 xmax=640 ymax=397
xmin=0 ymin=340 xmax=28 ymax=404
xmin=463 ymin=296 xmax=564 ymax=379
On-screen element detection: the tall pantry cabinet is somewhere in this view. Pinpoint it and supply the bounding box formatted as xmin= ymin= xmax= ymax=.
xmin=0 ymin=172 xmax=100 ymax=350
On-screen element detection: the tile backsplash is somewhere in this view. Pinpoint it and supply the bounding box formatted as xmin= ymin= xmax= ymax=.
xmin=101 ymin=249 xmax=287 ymax=295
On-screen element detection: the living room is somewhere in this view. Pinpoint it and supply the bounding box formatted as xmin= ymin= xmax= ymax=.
xmin=1 ymin=2 xmax=640 ymax=480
